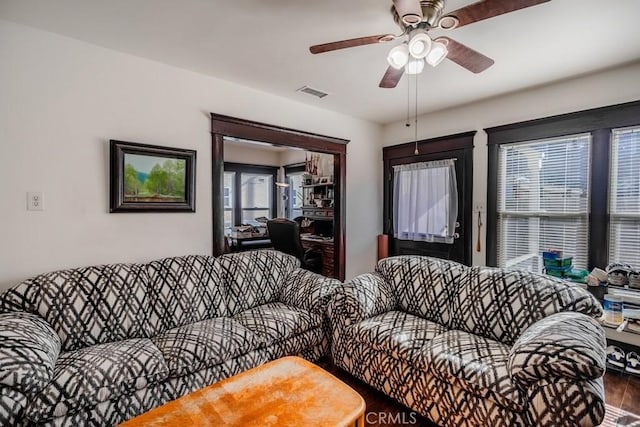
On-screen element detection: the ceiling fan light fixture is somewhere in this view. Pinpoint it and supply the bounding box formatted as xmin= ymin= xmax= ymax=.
xmin=407 ymin=29 xmax=432 ymax=59
xmin=401 ymin=13 xmax=422 ymax=26
xmin=438 ymin=15 xmax=459 ymax=30
xmin=405 ymin=57 xmax=425 ymax=75
xmin=426 ymin=40 xmax=448 ymax=67
xmin=387 ymin=44 xmax=410 ymax=69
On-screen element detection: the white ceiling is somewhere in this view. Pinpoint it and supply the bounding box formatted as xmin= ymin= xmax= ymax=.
xmin=2 ymin=0 xmax=640 ymax=125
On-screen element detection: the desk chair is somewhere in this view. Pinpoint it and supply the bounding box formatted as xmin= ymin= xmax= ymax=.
xmin=267 ymin=218 xmax=322 ymax=274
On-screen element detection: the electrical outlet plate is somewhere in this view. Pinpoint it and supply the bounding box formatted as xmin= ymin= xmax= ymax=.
xmin=27 ymin=192 xmax=44 ymax=211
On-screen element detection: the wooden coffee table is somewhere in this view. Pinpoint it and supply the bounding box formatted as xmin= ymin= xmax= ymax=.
xmin=120 ymin=356 xmax=366 ymax=426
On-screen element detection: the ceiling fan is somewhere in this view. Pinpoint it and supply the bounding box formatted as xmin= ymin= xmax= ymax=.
xmin=309 ymin=0 xmax=551 ymax=88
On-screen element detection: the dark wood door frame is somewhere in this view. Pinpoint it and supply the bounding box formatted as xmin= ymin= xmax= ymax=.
xmin=382 ymin=131 xmax=475 ymax=266
xmin=210 ymin=113 xmax=349 ymax=280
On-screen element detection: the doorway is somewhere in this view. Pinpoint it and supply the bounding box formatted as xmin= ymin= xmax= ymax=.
xmin=383 ymin=132 xmax=474 ymax=266
xmin=210 ymin=113 xmax=348 ymax=280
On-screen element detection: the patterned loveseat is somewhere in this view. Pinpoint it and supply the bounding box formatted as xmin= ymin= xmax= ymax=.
xmin=329 ymin=256 xmax=606 ymax=427
xmin=0 ymin=250 xmax=339 ymax=426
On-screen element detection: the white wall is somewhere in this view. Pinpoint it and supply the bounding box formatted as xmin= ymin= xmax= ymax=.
xmin=0 ymin=20 xmax=383 ymax=289
xmin=382 ymin=61 xmax=640 ymax=266
xmin=223 ymin=143 xmax=282 ymax=166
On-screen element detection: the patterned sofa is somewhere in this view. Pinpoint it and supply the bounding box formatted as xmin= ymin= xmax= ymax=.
xmin=0 ymin=250 xmax=339 ymax=426
xmin=328 ymin=256 xmax=606 ymax=427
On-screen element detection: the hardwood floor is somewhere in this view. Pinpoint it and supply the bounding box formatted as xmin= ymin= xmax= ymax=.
xmin=318 ymin=359 xmax=640 ymax=426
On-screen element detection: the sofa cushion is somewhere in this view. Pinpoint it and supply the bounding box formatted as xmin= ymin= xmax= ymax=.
xmin=425 ymin=330 xmax=526 ymax=412
xmin=146 ymin=255 xmax=226 ymax=335
xmin=218 ymin=250 xmax=299 ymax=315
xmin=152 ymin=317 xmax=261 ymax=377
xmin=375 ymin=256 xmax=467 ymax=326
xmin=0 ymin=312 xmax=61 ymax=396
xmin=233 ymin=302 xmax=323 ymax=344
xmin=1 ymin=263 xmax=153 ymax=352
xmin=27 ymin=338 xmax=168 ymax=423
xmin=450 ymin=267 xmax=603 ymax=345
xmin=347 ymin=310 xmax=446 ymax=367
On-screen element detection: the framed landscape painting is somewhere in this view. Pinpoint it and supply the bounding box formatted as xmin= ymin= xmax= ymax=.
xmin=110 ymin=140 xmax=196 ymax=212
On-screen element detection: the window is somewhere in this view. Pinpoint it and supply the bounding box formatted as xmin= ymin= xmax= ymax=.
xmin=486 ymin=100 xmax=640 ymax=271
xmin=224 ymin=163 xmax=277 ymax=227
xmin=287 ymin=173 xmax=304 ymax=219
xmin=496 ymin=135 xmax=591 ymax=271
xmin=283 ymin=164 xmax=306 ymax=220
xmin=223 ymin=172 xmax=235 ymax=229
xmin=609 ymin=126 xmax=640 ymax=266
xmin=393 ymin=159 xmax=458 ymax=243
xmin=240 ymin=172 xmax=272 ymax=223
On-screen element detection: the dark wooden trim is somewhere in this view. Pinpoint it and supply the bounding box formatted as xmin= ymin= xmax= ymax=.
xmin=284 ymin=163 xmax=306 ymax=173
xmin=382 ymin=131 xmax=475 ymax=266
xmin=223 ymin=162 xmax=278 ymax=225
xmin=382 ymin=131 xmax=476 ymax=160
xmin=485 ymin=100 xmax=640 ymax=145
xmin=211 ymin=114 xmax=348 ymax=280
xmin=486 ymin=144 xmax=499 ymax=267
xmin=589 ymin=128 xmax=611 ymax=269
xmin=212 ymin=134 xmax=225 ymax=256
xmin=211 ymin=113 xmax=348 ymax=154
xmin=224 ymin=162 xmax=280 ymax=172
xmin=335 ymin=152 xmax=347 ymax=280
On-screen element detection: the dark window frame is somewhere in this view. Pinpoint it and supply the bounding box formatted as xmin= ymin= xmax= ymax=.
xmin=224 ymin=162 xmax=278 ymax=226
xmin=485 ymin=100 xmax=640 ymax=269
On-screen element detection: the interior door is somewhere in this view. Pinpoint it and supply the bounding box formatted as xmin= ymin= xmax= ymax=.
xmin=383 ymin=133 xmax=474 ymax=266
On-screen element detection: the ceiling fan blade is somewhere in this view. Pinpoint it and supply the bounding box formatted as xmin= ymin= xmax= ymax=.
xmin=437 ymin=37 xmax=494 ymax=73
xmin=379 ymin=66 xmax=404 ymax=88
xmin=392 ymin=0 xmax=423 ymax=26
xmin=441 ymin=0 xmax=551 ymax=28
xmin=309 ymin=34 xmax=395 ymax=54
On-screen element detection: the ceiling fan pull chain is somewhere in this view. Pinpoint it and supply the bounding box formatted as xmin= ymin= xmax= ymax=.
xmin=406 ymin=71 xmax=411 ymax=127
xmin=414 ymin=72 xmax=419 ymax=155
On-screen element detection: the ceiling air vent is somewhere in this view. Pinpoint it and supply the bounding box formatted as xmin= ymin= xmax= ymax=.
xmin=297 ymin=86 xmax=329 ymax=99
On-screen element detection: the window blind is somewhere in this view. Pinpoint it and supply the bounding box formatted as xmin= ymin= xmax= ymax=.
xmin=497 ymin=134 xmax=591 ymax=272
xmin=609 ymin=126 xmax=640 ymax=267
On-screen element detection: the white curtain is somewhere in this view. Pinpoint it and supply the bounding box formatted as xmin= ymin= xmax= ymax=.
xmin=393 ymin=159 xmax=458 ymax=243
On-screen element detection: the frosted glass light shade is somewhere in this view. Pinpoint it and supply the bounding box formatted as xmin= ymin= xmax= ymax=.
xmin=408 ymin=30 xmax=432 ymax=59
xmin=387 ymin=44 xmax=410 ymax=69
xmin=405 ymin=58 xmax=425 ymax=75
xmin=426 ymin=41 xmax=448 ymax=67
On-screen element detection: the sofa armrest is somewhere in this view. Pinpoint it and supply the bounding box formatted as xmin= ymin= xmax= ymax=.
xmin=0 ymin=312 xmax=61 ymax=396
xmin=279 ymin=268 xmax=341 ymax=314
xmin=0 ymin=386 xmax=28 ymax=426
xmin=526 ymin=378 xmax=605 ymax=426
xmin=327 ymin=273 xmax=395 ymax=328
xmin=508 ymin=312 xmax=606 ymax=388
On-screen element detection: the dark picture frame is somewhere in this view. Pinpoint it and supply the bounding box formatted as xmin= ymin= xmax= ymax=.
xmin=109 ymin=140 xmax=196 ymax=212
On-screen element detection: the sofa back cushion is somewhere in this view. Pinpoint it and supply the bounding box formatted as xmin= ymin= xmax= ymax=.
xmin=375 ymin=256 xmax=467 ymax=326
xmin=218 ymin=250 xmax=299 ymax=315
xmin=0 ymin=263 xmax=152 ymax=352
xmin=146 ymin=255 xmax=226 ymax=335
xmin=450 ymin=267 xmax=603 ymax=345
